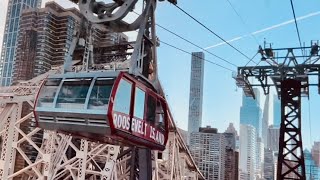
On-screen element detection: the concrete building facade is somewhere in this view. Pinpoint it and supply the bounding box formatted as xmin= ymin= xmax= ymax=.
xmin=267 ymin=125 xmax=280 ymax=152
xmin=263 ymin=148 xmax=275 ymax=180
xmin=255 ymin=138 xmax=264 ymax=179
xmin=261 ymin=94 xmax=269 ymax=146
xmin=190 ymin=127 xmax=238 ymax=180
xmin=239 ymin=124 xmax=256 ymax=180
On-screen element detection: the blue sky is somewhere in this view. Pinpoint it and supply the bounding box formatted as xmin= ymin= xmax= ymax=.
xmin=1 ymin=0 xmax=320 ymax=149
xmin=154 ymin=0 xmax=320 ymax=149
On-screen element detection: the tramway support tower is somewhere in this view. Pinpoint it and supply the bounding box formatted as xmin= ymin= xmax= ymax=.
xmin=235 ymin=41 xmax=320 ymax=180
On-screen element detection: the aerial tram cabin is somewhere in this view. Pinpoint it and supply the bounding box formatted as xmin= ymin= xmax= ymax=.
xmin=34 ymin=71 xmax=169 ymax=150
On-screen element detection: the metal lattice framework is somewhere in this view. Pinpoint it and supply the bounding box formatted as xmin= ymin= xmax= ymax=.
xmin=0 ymin=70 xmax=203 ymax=179
xmin=235 ymin=41 xmax=320 ymax=179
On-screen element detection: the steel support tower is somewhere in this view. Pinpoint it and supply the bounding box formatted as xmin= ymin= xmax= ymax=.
xmin=235 ymin=41 xmax=320 ymax=180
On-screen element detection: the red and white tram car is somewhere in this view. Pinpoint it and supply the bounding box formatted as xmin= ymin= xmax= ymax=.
xmin=34 ymin=71 xmax=169 ymax=150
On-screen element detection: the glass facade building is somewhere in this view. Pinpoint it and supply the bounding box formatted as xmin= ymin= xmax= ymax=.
xmin=240 ymin=88 xmax=262 ymax=138
xmin=188 ymin=52 xmax=204 ymax=133
xmin=0 ymin=0 xmax=42 ymax=86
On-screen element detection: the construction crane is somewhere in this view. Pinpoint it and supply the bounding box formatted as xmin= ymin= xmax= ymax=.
xmin=0 ymin=0 xmax=204 ymax=179
xmin=235 ymin=40 xmax=320 ymax=179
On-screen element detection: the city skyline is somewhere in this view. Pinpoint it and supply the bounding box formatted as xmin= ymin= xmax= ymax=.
xmin=0 ymin=0 xmax=320 ymax=147
xmin=0 ymin=0 xmax=320 ymax=179
xmin=0 ymin=1 xmax=320 ymax=150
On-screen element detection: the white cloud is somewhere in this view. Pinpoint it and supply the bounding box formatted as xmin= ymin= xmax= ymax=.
xmin=204 ymin=11 xmax=320 ymax=50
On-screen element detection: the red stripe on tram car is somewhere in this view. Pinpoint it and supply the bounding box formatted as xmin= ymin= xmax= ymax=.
xmin=108 ymin=72 xmax=168 ymax=150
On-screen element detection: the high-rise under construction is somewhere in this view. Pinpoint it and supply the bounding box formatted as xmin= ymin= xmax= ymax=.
xmin=13 ymin=1 xmax=128 ymax=83
xmin=0 ymin=0 xmax=42 ymax=86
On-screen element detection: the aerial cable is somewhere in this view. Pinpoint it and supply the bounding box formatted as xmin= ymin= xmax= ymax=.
xmin=156 ymin=24 xmax=238 ymax=67
xmin=173 ymin=4 xmax=257 ymax=65
xmin=245 ymin=52 xmax=259 ymax=67
xmin=132 ymin=11 xmax=238 ymax=68
xmin=160 ymin=40 xmax=235 ymax=72
xmin=290 ymin=0 xmax=304 ymax=56
xmin=225 ymin=0 xmax=260 ymax=46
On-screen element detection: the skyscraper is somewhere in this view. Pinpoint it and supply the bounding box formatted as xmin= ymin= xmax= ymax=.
xmin=0 ymin=0 xmax=42 ymax=86
xmin=188 ymin=52 xmax=204 ymax=133
xmin=240 ymin=88 xmax=262 ymax=138
xmin=239 ymin=124 xmax=257 ymax=180
xmin=225 ymin=123 xmax=239 ymax=150
xmin=273 ymin=94 xmax=281 ymax=127
xmin=225 ymin=148 xmax=239 ymax=180
xmin=264 ymin=148 xmax=275 ymax=180
xmin=13 ymin=1 xmax=80 ymax=82
xmin=225 ymin=123 xmax=238 ymax=136
xmin=262 ymin=94 xmax=270 ymax=146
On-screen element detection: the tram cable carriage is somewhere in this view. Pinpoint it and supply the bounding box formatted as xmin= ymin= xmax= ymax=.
xmin=34 ymin=71 xmax=169 ymax=150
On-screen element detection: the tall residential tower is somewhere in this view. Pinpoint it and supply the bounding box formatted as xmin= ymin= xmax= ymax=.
xmin=0 ymin=0 xmax=42 ymax=86
xmin=188 ymin=52 xmax=204 ymax=133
